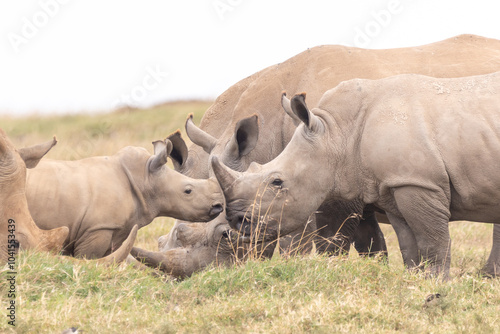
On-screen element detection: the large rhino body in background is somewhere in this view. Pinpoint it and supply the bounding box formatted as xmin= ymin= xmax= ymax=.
xmin=136 ymin=35 xmax=500 ymax=277
xmin=0 ymin=129 xmax=69 ymax=262
xmin=26 ymin=140 xmax=224 ymax=259
xmin=213 ymin=72 xmax=500 ymax=278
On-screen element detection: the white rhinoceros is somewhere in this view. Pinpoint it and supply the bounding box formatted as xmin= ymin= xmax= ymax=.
xmin=134 ymin=34 xmax=500 ymax=276
xmin=212 ymin=71 xmax=500 ymax=278
xmin=132 ymin=219 xmax=261 ymax=278
xmin=26 ymin=139 xmax=224 ymax=259
xmin=0 ymin=129 xmax=68 ymax=262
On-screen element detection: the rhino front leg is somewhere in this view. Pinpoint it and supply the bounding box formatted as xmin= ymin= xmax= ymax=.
xmin=74 ymin=229 xmax=114 ymax=259
xmin=314 ymin=199 xmax=363 ymax=255
xmin=386 ymin=212 xmax=419 ymax=268
xmin=483 ymin=224 xmax=500 ymax=277
xmin=353 ymin=208 xmax=388 ymax=259
xmin=391 ymin=186 xmax=452 ymax=278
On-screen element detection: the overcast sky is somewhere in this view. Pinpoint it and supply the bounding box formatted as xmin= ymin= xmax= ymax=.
xmin=1 ymin=0 xmax=499 ymax=115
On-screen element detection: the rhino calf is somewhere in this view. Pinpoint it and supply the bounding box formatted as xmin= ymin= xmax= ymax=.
xmin=26 ymin=139 xmax=224 ymax=259
xmin=131 ymin=214 xmax=300 ymax=278
xmin=0 ymin=129 xmax=69 ymax=261
xmin=213 ymin=72 xmax=500 ymax=278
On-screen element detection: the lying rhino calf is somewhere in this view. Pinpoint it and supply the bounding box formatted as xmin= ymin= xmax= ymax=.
xmin=213 ymin=71 xmax=500 ymax=278
xmin=0 ymin=129 xmax=69 ymax=262
xmin=132 ymin=219 xmax=246 ymax=278
xmin=26 ymin=139 xmax=224 ymax=259
xmin=131 ymin=215 xmax=314 ymax=278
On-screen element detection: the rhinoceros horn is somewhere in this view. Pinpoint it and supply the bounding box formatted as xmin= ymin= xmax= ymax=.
xmin=130 ymin=246 xmax=195 ymax=278
xmin=95 ymin=225 xmax=138 ymax=264
xmin=185 ymin=113 xmax=217 ymax=154
xmin=210 ymin=156 xmax=242 ymax=196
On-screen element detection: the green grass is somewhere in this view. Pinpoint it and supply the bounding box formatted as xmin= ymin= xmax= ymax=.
xmin=1 ymin=102 xmax=499 ymax=333
xmin=0 ymin=227 xmax=498 ymax=333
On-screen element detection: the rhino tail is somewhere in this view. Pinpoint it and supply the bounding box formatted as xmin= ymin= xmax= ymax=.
xmin=96 ymin=225 xmax=138 ymax=265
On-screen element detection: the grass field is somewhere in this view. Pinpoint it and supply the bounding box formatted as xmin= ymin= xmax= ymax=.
xmin=0 ymin=102 xmax=498 ymax=333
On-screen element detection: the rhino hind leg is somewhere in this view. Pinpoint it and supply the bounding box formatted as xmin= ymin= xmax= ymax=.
xmin=73 ymin=229 xmax=114 ymax=259
xmin=353 ymin=209 xmax=388 ymax=260
xmin=482 ymin=224 xmax=500 ymax=277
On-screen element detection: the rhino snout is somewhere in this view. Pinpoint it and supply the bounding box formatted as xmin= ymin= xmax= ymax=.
xmin=225 ymin=212 xmax=252 ymax=236
xmin=209 ymin=203 xmax=224 ymax=219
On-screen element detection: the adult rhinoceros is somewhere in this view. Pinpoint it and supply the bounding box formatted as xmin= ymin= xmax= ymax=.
xmin=213 ymin=71 xmax=500 ymax=278
xmin=0 ymin=129 xmax=69 ymax=262
xmin=135 ymin=34 xmax=500 ymax=276
xmin=26 ymin=139 xmax=224 ymax=259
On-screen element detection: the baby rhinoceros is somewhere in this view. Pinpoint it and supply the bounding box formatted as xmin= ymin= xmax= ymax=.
xmin=26 ymin=138 xmax=224 ymax=259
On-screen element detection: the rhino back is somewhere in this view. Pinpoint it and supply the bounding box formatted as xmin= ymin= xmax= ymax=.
xmin=26 ymin=156 xmax=138 ymax=245
xmin=197 ymin=34 xmax=500 ymax=178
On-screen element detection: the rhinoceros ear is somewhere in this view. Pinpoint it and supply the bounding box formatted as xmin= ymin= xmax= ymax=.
xmin=291 ymin=93 xmax=322 ymax=132
xmin=185 ymin=113 xmax=217 ymax=154
xmin=149 ymin=140 xmax=172 ymax=172
xmin=167 ymin=130 xmax=188 ymax=171
xmin=226 ymin=114 xmax=259 ymax=159
xmin=152 ymin=140 xmax=167 ymax=155
xmin=18 ymin=136 xmax=57 ymax=169
xmin=281 ymin=92 xmax=301 ymax=127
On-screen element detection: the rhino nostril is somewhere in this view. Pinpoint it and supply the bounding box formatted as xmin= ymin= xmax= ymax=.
xmin=209 ymin=203 xmax=223 ymax=217
xmin=233 ymin=214 xmax=252 ymax=235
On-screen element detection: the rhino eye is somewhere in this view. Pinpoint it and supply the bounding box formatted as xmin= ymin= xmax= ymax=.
xmin=184 ymin=188 xmax=192 ymax=195
xmin=271 ymin=178 xmax=283 ymax=188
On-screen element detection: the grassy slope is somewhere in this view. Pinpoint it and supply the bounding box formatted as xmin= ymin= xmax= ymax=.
xmin=0 ymin=103 xmax=498 ymax=333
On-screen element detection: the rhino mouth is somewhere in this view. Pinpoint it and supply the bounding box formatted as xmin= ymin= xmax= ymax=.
xmin=227 ymin=212 xmax=278 ymax=242
xmin=234 ymin=213 xmax=252 ymax=235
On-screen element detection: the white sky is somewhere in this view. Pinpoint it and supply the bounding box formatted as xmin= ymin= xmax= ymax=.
xmin=0 ymin=0 xmax=499 ymax=115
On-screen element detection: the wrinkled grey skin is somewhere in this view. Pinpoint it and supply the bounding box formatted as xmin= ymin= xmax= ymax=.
xmin=26 ymin=139 xmax=223 ymax=259
xmin=137 ymin=34 xmax=500 ymax=276
xmin=213 ymin=72 xmax=500 ymax=278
